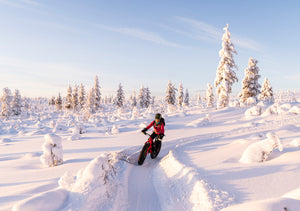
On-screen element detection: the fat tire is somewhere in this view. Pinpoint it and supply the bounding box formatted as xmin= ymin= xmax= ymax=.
xmin=151 ymin=140 xmax=161 ymax=159
xmin=138 ymin=142 xmax=150 ymax=165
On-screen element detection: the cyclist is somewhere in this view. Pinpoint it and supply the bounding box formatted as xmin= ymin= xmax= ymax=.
xmin=141 ymin=113 xmax=165 ymax=152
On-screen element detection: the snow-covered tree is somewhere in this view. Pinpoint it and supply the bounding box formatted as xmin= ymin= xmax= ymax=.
xmin=184 ymin=89 xmax=189 ymax=106
xmin=239 ymin=58 xmax=261 ymax=104
xmin=115 ymin=83 xmax=125 ymax=107
xmin=94 ymin=75 xmax=101 ymax=111
xmin=11 ymin=89 xmax=22 ymax=116
xmin=178 ymin=83 xmax=184 ymax=107
xmin=144 ymin=87 xmax=151 ymax=108
xmin=138 ymin=86 xmax=151 ymax=108
xmin=49 ymin=96 xmax=55 ymax=106
xmin=1 ymin=87 xmax=12 ymax=118
xmin=86 ymin=88 xmax=96 ymax=114
xmin=240 ymin=133 xmax=282 ymax=163
xmin=78 ymin=83 xmax=86 ymax=110
xmin=40 ymin=133 xmax=63 ymax=167
xmin=165 ymin=81 xmax=177 ymax=105
xmin=65 ymin=85 xmax=73 ymax=110
xmin=259 ymin=78 xmax=274 ymax=104
xmin=72 ymin=85 xmax=79 ymax=111
xmin=205 ymin=83 xmax=214 ymax=107
xmin=55 ymin=93 xmax=63 ymax=110
xmin=130 ymin=89 xmax=137 ymax=107
xmin=197 ymin=93 xmax=202 ymax=106
xmin=214 ymin=24 xmax=238 ymax=107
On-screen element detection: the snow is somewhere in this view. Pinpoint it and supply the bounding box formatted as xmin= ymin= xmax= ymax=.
xmin=239 ymin=133 xmax=283 ymax=163
xmin=40 ymin=133 xmax=63 ymax=167
xmin=2 ymin=102 xmax=300 ymax=210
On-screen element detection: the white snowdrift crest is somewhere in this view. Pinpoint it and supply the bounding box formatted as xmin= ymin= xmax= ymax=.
xmin=153 ymin=150 xmax=233 ymax=210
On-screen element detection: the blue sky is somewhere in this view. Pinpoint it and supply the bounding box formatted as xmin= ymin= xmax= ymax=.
xmin=0 ymin=0 xmax=300 ymax=98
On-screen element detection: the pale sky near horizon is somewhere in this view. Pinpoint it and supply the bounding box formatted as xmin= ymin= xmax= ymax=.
xmin=0 ymin=0 xmax=300 ymax=98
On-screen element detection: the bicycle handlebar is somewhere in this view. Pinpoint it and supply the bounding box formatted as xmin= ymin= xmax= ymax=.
xmin=142 ymin=132 xmax=165 ymax=138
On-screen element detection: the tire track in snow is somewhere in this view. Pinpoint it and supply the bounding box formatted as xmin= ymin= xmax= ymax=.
xmin=127 ymin=161 xmax=161 ymax=211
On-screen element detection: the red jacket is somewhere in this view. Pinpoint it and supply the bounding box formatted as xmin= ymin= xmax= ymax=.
xmin=146 ymin=121 xmax=164 ymax=135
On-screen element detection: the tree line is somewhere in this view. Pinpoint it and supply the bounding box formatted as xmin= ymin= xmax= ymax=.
xmin=1 ymin=24 xmax=276 ymax=118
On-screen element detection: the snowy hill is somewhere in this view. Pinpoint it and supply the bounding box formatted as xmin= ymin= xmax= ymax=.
xmin=2 ymin=102 xmax=300 ymax=210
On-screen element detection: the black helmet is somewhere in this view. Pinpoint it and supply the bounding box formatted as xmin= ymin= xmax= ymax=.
xmin=155 ymin=113 xmax=161 ymax=120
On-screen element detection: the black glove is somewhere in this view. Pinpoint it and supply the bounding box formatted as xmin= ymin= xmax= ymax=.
xmin=141 ymin=128 xmax=147 ymax=134
xmin=158 ymin=134 xmax=164 ymax=140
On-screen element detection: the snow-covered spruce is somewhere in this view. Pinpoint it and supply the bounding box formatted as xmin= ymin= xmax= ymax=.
xmin=259 ymin=77 xmax=274 ymax=104
xmin=178 ymin=82 xmax=184 ymax=107
xmin=1 ymin=87 xmax=12 ymax=118
xmin=165 ymin=81 xmax=177 ymax=105
xmin=115 ymin=83 xmax=125 ymax=108
xmin=205 ymin=83 xmax=214 ymax=108
xmin=138 ymin=86 xmax=151 ymax=108
xmin=240 ymin=133 xmax=283 ymax=163
xmin=239 ymin=57 xmax=261 ymax=105
xmin=40 ymin=133 xmax=63 ymax=167
xmin=214 ymin=24 xmax=238 ymax=108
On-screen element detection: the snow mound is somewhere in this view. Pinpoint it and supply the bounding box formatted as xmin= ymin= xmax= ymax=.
xmin=111 ymin=125 xmax=119 ymax=134
xmin=60 ymin=152 xmax=124 ymax=211
xmin=245 ymin=106 xmax=262 ymax=117
xmin=12 ymin=188 xmax=68 ymax=211
xmin=186 ymin=114 xmax=211 ymax=127
xmin=289 ymin=106 xmax=300 ymax=114
xmin=153 ymin=151 xmax=233 ymax=210
xmin=290 ymin=139 xmax=300 ymax=147
xmin=240 ymin=133 xmax=283 ymax=163
xmin=67 ymin=125 xmax=86 ymax=141
xmin=52 ymin=124 xmax=68 ymax=133
xmin=261 ymin=103 xmax=287 ymax=117
xmin=40 ymin=133 xmax=63 ymax=167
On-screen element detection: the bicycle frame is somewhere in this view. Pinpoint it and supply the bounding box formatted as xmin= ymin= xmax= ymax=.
xmin=144 ymin=132 xmax=155 ymax=154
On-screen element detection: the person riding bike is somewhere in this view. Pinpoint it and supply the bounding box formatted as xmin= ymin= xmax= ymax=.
xmin=141 ymin=113 xmax=165 ymax=151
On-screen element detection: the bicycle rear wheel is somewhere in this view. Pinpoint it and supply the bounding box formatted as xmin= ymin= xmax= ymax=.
xmin=138 ymin=142 xmax=150 ymax=165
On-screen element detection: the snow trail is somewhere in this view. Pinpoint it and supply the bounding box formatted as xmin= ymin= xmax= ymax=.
xmin=127 ymin=163 xmax=161 ymax=211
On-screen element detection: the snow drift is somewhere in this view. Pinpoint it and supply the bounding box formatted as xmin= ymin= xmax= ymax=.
xmin=240 ymin=133 xmax=283 ymax=163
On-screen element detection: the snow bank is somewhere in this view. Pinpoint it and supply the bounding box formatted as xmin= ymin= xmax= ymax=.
xmin=240 ymin=133 xmax=283 ymax=163
xmin=153 ymin=151 xmax=232 ymax=210
xmin=40 ymin=133 xmax=63 ymax=167
xmin=12 ymin=188 xmax=68 ymax=211
xmin=59 ymin=152 xmax=124 ymax=211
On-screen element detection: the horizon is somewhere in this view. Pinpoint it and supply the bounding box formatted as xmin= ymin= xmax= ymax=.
xmin=1 ymin=1 xmax=300 ymax=98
